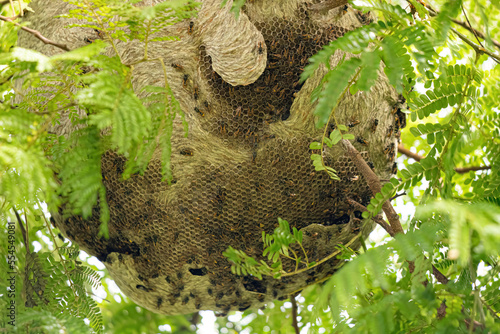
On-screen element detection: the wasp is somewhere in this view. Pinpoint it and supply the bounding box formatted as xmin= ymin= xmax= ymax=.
xmin=258 ymin=42 xmax=264 ymax=55
xmin=182 ymin=74 xmax=189 ymax=88
xmin=268 ymin=61 xmax=279 ymax=69
xmin=188 ymin=21 xmax=194 ymax=34
xmin=219 ymin=121 xmax=227 ymax=135
xmin=171 ymin=63 xmax=184 ymax=70
xmin=391 ymin=162 xmax=398 ymax=175
xmin=348 ymin=117 xmax=360 ymax=128
xmin=203 ymin=100 xmax=210 ymax=112
xmin=395 ymin=110 xmax=407 ymax=129
xmin=384 ymin=143 xmax=396 ymax=159
xmin=156 ymin=297 xmax=163 ymax=309
xmin=270 ymin=39 xmax=278 ymax=50
xmin=180 ymin=149 xmax=193 ymax=156
xmin=95 ymin=29 xmax=105 ymax=39
xmin=194 ymin=107 xmax=204 ymax=117
xmin=297 ymin=42 xmax=304 ymax=54
xmin=386 ymin=125 xmax=393 ymax=138
xmin=215 ymin=291 xmax=224 ymax=300
xmin=181 ymin=295 xmax=189 ymax=305
xmin=371 ymin=119 xmax=379 ymax=133
xmin=356 ymin=136 xmax=369 ymax=146
xmin=367 ymin=161 xmax=375 ymax=170
xmin=193 ymin=84 xmax=199 ymax=100
xmin=136 ymin=284 xmax=152 ymax=292
xmin=278 ymin=88 xmax=287 ymax=99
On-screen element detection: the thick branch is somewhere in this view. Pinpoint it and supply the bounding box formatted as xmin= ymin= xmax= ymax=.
xmin=398 ymin=144 xmax=491 ymax=174
xmin=343 ymin=139 xmax=404 ymax=235
xmin=290 ymin=293 xmax=300 ymax=334
xmin=309 ymin=0 xmax=348 ymax=12
xmin=342 ymin=140 xmax=450 ymax=286
xmin=397 ymin=144 xmax=422 ymax=161
xmin=0 ymin=14 xmax=70 ymax=52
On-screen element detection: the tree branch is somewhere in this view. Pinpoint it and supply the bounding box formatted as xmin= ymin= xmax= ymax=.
xmin=451 ymin=17 xmax=500 ymax=50
xmin=343 ymin=139 xmax=404 ymax=235
xmin=347 ymin=199 xmax=394 ymax=236
xmin=290 ymin=293 xmax=300 ymax=334
xmin=424 ymin=3 xmax=500 ymax=52
xmin=0 ymin=14 xmax=70 ymax=52
xmin=342 ymin=140 xmax=450 ymax=286
xmin=13 ymin=208 xmax=30 ymax=254
xmin=451 ymin=27 xmax=500 ymax=64
xmin=397 ymin=144 xmax=422 ymax=161
xmin=309 ymin=0 xmax=348 ymax=12
xmin=398 ymin=144 xmax=491 ymax=174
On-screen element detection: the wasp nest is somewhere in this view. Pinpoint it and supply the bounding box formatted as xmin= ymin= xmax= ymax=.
xmin=22 ymin=0 xmax=402 ymax=315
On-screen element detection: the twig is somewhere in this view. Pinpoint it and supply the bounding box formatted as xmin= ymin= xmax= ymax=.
xmin=461 ymin=6 xmax=483 ymax=48
xmin=451 ymin=27 xmax=500 ymax=64
xmin=454 ymin=166 xmax=492 ymax=173
xmin=290 ymin=293 xmax=300 ymax=334
xmin=390 ymin=192 xmax=406 ymax=201
xmin=437 ymin=300 xmax=447 ymax=320
xmin=309 ymin=0 xmax=348 ymax=12
xmin=451 ymin=17 xmax=500 ymax=50
xmin=464 ymin=318 xmax=486 ymax=332
xmin=480 ymin=297 xmax=500 ymax=320
xmin=0 ymin=14 xmax=70 ymax=52
xmin=424 ymin=3 xmax=500 ymax=51
xmin=13 ymin=208 xmax=30 ymax=254
xmin=398 ymin=144 xmax=491 ymax=174
xmin=347 ymin=199 xmax=394 ymax=236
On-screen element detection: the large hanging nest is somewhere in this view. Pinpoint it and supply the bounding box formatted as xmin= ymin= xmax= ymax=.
xmin=21 ymin=0 xmax=401 ymax=315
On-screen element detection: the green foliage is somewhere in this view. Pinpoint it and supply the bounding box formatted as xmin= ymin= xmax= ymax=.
xmin=224 ymin=218 xmax=312 ymax=280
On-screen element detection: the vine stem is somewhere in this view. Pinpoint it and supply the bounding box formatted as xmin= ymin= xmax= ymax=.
xmin=280 ymin=231 xmax=362 ymax=277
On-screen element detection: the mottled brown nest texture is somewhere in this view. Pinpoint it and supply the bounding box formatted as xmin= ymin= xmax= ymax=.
xmin=22 ymin=0 xmax=402 ymax=315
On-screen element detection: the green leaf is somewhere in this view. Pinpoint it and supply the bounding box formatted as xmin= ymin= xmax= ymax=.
xmin=330 ymin=129 xmax=342 ymax=145
xmin=310 ymin=142 xmax=322 ymax=150
xmin=343 ymin=133 xmax=355 ymax=140
xmin=314 ymin=58 xmax=362 ymax=128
